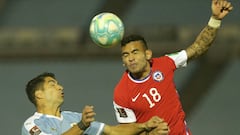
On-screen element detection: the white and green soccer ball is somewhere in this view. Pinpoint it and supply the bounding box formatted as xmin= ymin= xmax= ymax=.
xmin=89 ymin=12 xmax=124 ymax=48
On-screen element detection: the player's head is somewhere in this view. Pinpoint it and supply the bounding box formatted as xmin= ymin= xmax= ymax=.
xmin=120 ymin=34 xmax=152 ymax=79
xmin=121 ymin=34 xmax=148 ymax=50
xmin=26 ymin=72 xmax=56 ymax=106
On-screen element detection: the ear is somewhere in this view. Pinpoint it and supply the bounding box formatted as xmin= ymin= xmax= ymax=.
xmin=145 ymin=49 xmax=152 ymax=60
xmin=35 ymin=90 xmax=44 ymax=99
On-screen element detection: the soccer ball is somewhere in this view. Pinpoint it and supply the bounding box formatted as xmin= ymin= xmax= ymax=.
xmin=89 ymin=12 xmax=124 ymax=48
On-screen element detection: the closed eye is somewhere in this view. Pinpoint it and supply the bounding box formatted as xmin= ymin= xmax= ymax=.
xmin=48 ymin=80 xmax=57 ymax=86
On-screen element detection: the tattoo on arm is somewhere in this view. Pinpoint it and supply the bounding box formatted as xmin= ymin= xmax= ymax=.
xmin=186 ymin=25 xmax=218 ymax=60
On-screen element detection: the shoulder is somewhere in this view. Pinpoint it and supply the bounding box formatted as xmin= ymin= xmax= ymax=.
xmin=151 ymin=56 xmax=175 ymax=68
xmin=61 ymin=111 xmax=82 ymax=121
xmin=153 ymin=50 xmax=188 ymax=69
xmin=23 ymin=112 xmax=41 ymax=126
xmin=61 ymin=110 xmax=81 ymax=115
xmin=22 ymin=112 xmax=41 ymax=134
xmin=165 ymin=50 xmax=188 ymax=68
xmin=152 ymin=56 xmax=170 ymax=62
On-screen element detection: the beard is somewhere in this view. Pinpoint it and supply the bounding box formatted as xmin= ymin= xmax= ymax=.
xmin=127 ymin=62 xmax=149 ymax=79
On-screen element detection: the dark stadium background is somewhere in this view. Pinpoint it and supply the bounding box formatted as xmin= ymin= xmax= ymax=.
xmin=0 ymin=0 xmax=239 ymax=134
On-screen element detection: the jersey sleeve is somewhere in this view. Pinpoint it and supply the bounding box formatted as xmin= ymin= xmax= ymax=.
xmin=21 ymin=124 xmax=49 ymax=135
xmin=21 ymin=125 xmax=32 ymax=135
xmin=84 ymin=121 xmax=105 ymax=135
xmin=166 ymin=50 xmax=188 ymax=68
xmin=113 ymin=101 xmax=136 ymax=123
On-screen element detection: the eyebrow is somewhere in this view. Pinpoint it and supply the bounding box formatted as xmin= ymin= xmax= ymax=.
xmin=131 ymin=49 xmax=139 ymax=53
xmin=122 ymin=48 xmax=139 ymax=55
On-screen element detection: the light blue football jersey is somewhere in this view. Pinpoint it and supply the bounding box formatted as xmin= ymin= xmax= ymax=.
xmin=22 ymin=111 xmax=104 ymax=135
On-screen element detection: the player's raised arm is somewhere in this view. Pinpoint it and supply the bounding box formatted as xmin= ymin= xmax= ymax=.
xmin=186 ymin=0 xmax=233 ymax=60
xmin=62 ymin=105 xmax=96 ymax=135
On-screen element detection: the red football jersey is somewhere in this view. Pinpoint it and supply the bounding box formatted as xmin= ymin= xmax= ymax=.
xmin=113 ymin=54 xmax=191 ymax=135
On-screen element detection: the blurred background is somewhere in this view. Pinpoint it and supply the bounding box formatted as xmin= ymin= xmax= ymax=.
xmin=0 ymin=0 xmax=239 ymax=134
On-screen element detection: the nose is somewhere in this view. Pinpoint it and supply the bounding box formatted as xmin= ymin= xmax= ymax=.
xmin=128 ymin=54 xmax=135 ymax=61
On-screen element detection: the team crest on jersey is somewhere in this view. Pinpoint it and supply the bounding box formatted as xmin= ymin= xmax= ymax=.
xmin=116 ymin=108 xmax=128 ymax=118
xmin=152 ymin=71 xmax=164 ymax=82
xmin=29 ymin=126 xmax=41 ymax=135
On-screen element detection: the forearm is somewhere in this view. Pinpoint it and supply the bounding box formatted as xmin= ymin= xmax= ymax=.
xmin=186 ymin=23 xmax=218 ymax=60
xmin=62 ymin=121 xmax=88 ymax=135
xmin=103 ymin=123 xmax=147 ymax=135
xmin=186 ymin=0 xmax=234 ymax=60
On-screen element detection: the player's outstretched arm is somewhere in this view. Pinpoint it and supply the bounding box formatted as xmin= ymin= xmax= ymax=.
xmin=145 ymin=122 xmax=169 ymax=135
xmin=103 ymin=116 xmax=169 ymax=135
xmin=186 ymin=0 xmax=233 ymax=60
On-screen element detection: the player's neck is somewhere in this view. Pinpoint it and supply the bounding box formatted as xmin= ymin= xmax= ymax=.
xmin=37 ymin=104 xmax=61 ymax=117
xmin=131 ymin=67 xmax=151 ymax=80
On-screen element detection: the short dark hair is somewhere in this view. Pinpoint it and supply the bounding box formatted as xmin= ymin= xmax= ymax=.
xmin=25 ymin=72 xmax=55 ymax=106
xmin=121 ymin=34 xmax=148 ymax=49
